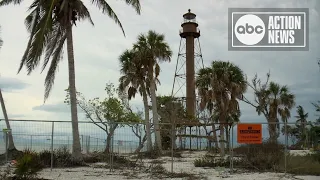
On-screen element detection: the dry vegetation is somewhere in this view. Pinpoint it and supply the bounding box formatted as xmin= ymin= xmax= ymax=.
xmin=1 ymin=143 xmax=320 ymax=179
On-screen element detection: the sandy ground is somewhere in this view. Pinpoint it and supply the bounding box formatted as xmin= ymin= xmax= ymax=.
xmin=0 ymin=150 xmax=318 ymax=179
xmin=36 ymin=150 xmax=319 ymax=180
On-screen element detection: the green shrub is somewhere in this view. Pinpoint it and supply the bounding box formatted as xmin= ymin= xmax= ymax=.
xmin=14 ymin=150 xmax=43 ymax=180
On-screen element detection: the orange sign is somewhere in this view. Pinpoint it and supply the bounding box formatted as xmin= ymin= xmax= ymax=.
xmin=237 ymin=124 xmax=262 ymax=144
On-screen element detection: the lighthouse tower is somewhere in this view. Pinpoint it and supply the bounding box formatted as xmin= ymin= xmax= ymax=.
xmin=171 ymin=9 xmax=204 ymax=118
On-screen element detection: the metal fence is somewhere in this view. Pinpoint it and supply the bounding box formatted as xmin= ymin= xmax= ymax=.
xmin=0 ymin=119 xmax=306 ymax=174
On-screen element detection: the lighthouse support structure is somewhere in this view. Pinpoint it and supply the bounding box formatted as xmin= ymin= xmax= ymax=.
xmin=171 ymin=9 xmax=204 ymax=149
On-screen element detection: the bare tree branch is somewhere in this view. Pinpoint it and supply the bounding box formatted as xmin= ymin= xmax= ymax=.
xmin=78 ymin=103 xmax=107 ymax=132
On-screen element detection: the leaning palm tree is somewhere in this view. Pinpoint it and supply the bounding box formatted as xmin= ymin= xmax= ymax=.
xmin=0 ymin=0 xmax=141 ymax=160
xmin=118 ymin=49 xmax=152 ymax=152
xmin=133 ymin=30 xmax=172 ymax=152
xmin=0 ymin=26 xmax=16 ymax=151
xmin=0 ymin=83 xmax=17 ymax=151
xmin=196 ymin=61 xmax=247 ymax=156
xmin=266 ymin=82 xmax=295 ymax=142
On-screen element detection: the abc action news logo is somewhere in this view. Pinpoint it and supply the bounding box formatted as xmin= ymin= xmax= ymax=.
xmin=228 ymin=8 xmax=309 ymax=51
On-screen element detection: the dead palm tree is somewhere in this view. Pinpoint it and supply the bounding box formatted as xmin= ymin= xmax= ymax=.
xmin=196 ymin=61 xmax=247 ymax=156
xmin=118 ymin=49 xmax=152 ymax=152
xmin=133 ymin=30 xmax=172 ymax=152
xmin=0 ymin=0 xmax=141 ymax=160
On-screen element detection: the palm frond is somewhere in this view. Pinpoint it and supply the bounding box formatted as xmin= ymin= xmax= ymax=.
xmin=24 ymin=10 xmax=53 ymax=74
xmin=19 ymin=0 xmax=56 ymax=74
xmin=0 ymin=0 xmax=23 ymax=6
xmin=42 ymin=23 xmax=65 ymax=73
xmin=44 ymin=32 xmax=67 ymax=101
xmin=91 ymin=0 xmax=126 ymax=36
xmin=74 ymin=0 xmax=94 ymax=25
xmin=19 ymin=6 xmax=40 ymax=73
xmin=123 ymin=0 xmax=141 ymax=14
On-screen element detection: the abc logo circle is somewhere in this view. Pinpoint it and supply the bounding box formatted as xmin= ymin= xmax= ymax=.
xmin=234 ymin=14 xmax=265 ymax=45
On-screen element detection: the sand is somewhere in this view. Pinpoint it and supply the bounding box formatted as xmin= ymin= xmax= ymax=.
xmin=36 ymin=151 xmax=319 ymax=180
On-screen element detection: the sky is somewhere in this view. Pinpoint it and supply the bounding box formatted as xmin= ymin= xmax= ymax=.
xmin=0 ymin=0 xmax=320 ymax=142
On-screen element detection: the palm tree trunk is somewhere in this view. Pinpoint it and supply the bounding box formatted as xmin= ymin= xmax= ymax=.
xmin=149 ymin=74 xmax=162 ymax=152
xmin=66 ymin=23 xmax=82 ymax=160
xmin=142 ymin=87 xmax=152 ymax=152
xmin=268 ymin=124 xmax=277 ymax=143
xmin=212 ymin=124 xmax=219 ymax=150
xmin=225 ymin=125 xmax=230 ymax=150
xmin=0 ymin=89 xmax=15 ymax=150
xmin=219 ymin=123 xmax=225 ymax=156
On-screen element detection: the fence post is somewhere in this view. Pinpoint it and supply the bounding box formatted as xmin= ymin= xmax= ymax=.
xmin=171 ymin=122 xmax=174 ymax=173
xmin=109 ymin=122 xmax=114 ymax=172
xmin=230 ymin=125 xmax=234 ymax=174
xmin=30 ymin=135 xmax=33 ymax=150
xmin=50 ymin=121 xmax=54 ymax=171
xmin=87 ymin=136 xmax=90 ymax=154
xmin=81 ymin=135 xmax=84 ymax=152
xmin=67 ymin=136 xmax=70 ymax=150
xmin=5 ymin=131 xmax=8 ymax=163
xmin=284 ymin=121 xmax=288 ymax=174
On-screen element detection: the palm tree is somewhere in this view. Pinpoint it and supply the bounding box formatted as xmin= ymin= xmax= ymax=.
xmin=196 ymin=61 xmax=247 ymax=156
xmin=281 ymin=124 xmax=299 ymax=146
xmin=0 ymin=27 xmax=16 ymax=151
xmin=266 ymin=82 xmax=295 ymax=142
xmin=0 ymin=0 xmax=141 ymax=160
xmin=295 ymin=105 xmax=308 ymax=148
xmin=133 ymin=30 xmax=172 ymax=152
xmin=196 ymin=68 xmax=219 ymax=150
xmin=211 ymin=110 xmax=240 ymax=150
xmin=118 ymin=49 xmax=152 ymax=152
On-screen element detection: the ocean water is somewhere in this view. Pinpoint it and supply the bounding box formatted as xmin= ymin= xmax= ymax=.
xmin=0 ymin=134 xmax=211 ymax=154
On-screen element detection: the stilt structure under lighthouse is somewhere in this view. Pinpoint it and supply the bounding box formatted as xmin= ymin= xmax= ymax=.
xmin=171 ymin=9 xmax=205 ymax=150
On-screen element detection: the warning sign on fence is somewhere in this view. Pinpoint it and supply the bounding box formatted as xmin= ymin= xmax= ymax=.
xmin=237 ymin=124 xmax=262 ymax=144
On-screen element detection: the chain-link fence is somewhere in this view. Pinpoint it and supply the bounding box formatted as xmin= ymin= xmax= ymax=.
xmin=0 ymin=119 xmax=315 ymax=175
